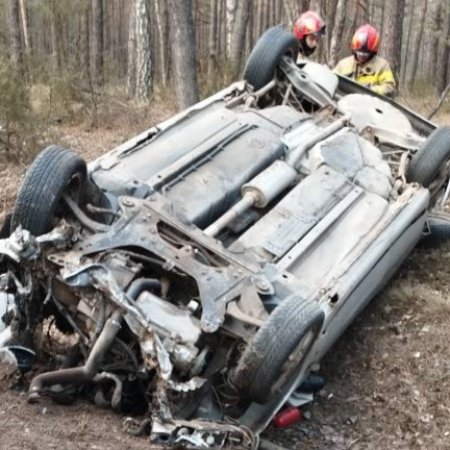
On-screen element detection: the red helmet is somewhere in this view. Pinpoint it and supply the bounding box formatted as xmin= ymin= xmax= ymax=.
xmin=293 ymin=11 xmax=326 ymax=40
xmin=351 ymin=24 xmax=380 ymax=54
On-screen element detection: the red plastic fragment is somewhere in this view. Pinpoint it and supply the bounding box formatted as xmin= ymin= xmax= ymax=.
xmin=273 ymin=406 xmax=302 ymax=428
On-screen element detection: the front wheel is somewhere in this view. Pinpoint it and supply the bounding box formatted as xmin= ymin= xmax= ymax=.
xmin=406 ymin=127 xmax=450 ymax=193
xmin=11 ymin=145 xmax=87 ymax=235
xmin=418 ymin=210 xmax=450 ymax=248
xmin=231 ymin=295 xmax=324 ymax=404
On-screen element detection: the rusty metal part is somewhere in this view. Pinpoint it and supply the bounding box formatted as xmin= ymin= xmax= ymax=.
xmin=286 ymin=114 xmax=351 ymax=167
xmin=93 ymin=371 xmax=123 ymax=411
xmin=204 ymin=161 xmax=298 ymax=237
xmin=244 ymin=80 xmax=277 ymax=109
xmin=390 ymin=150 xmax=411 ymax=198
xmin=69 ymin=194 xmax=267 ymax=333
xmin=86 ymin=202 xmax=121 ymax=218
xmin=204 ymin=192 xmax=256 ymax=237
xmin=123 ymin=417 xmax=152 ymax=436
xmin=27 ymin=311 xmax=122 ymax=401
xmin=150 ymin=417 xmax=259 ymax=449
xmin=63 ymin=194 xmax=111 ymax=233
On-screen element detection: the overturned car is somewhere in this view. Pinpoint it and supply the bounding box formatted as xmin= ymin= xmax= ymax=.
xmin=0 ymin=27 xmax=449 ymax=449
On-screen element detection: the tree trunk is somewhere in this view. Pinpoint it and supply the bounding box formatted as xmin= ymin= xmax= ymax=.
xmin=428 ymin=1 xmax=441 ymax=80
xmin=225 ymin=0 xmax=236 ymax=58
xmin=207 ymin=0 xmax=218 ymax=75
xmin=328 ymin=0 xmax=347 ymax=67
xmin=19 ymin=0 xmax=30 ymax=54
xmin=326 ymin=0 xmax=339 ymax=59
xmin=217 ymin=0 xmax=225 ymax=59
xmin=380 ymin=0 xmax=405 ymax=82
xmin=133 ymin=0 xmax=152 ymax=101
xmin=127 ymin=0 xmax=137 ymax=96
xmin=269 ymin=0 xmax=276 ymax=26
xmin=245 ymin=3 xmax=254 ymax=57
xmin=401 ymin=0 xmax=415 ymax=84
xmin=407 ymin=0 xmax=427 ymax=90
xmin=356 ymin=0 xmax=369 ymax=24
xmin=50 ymin=0 xmax=60 ymax=70
xmin=92 ymin=0 xmax=104 ymax=86
xmin=118 ymin=0 xmax=128 ymax=77
xmin=262 ymin=0 xmax=270 ymax=31
xmin=282 ymin=0 xmax=300 ymax=27
xmin=81 ymin=3 xmax=90 ymax=82
xmin=9 ymin=0 xmax=22 ymax=67
xmin=437 ymin=1 xmax=450 ymax=95
xmin=256 ymin=0 xmax=264 ymax=38
xmin=167 ymin=0 xmax=199 ymax=110
xmin=155 ymin=0 xmax=169 ymax=86
xmin=229 ymin=0 xmax=251 ymax=76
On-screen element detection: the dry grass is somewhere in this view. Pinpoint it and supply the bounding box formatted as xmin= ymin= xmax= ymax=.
xmin=0 ymin=91 xmax=176 ymax=224
xmin=397 ymin=93 xmax=450 ymax=126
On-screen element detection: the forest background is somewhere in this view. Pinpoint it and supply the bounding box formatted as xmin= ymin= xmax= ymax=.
xmin=0 ymin=0 xmax=448 ymax=164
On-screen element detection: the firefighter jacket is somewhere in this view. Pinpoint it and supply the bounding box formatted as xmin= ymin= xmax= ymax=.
xmin=333 ymin=55 xmax=396 ymax=97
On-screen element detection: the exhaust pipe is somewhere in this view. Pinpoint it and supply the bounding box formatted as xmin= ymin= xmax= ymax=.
xmin=27 ymin=311 xmax=122 ymax=402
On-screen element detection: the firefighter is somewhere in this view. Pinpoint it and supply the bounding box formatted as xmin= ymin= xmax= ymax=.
xmin=334 ymin=24 xmax=396 ymax=97
xmin=293 ymin=11 xmax=326 ymax=58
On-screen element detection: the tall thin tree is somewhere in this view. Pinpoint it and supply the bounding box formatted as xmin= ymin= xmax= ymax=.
xmin=167 ymin=0 xmax=199 ymax=110
xmin=437 ymin=0 xmax=450 ymax=95
xmin=328 ymin=0 xmax=347 ymax=67
xmin=9 ymin=0 xmax=23 ymax=68
xmin=407 ymin=0 xmax=427 ymax=90
xmin=381 ymin=0 xmax=405 ymax=84
xmin=92 ymin=0 xmax=104 ymax=86
xmin=229 ymin=0 xmax=251 ymax=76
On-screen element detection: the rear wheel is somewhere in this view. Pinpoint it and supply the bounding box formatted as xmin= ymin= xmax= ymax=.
xmin=243 ymin=26 xmax=299 ymax=91
xmin=0 ymin=214 xmax=11 ymax=238
xmin=231 ymin=295 xmax=323 ymax=404
xmin=419 ymin=210 xmax=450 ymax=248
xmin=407 ymin=127 xmax=450 ymax=199
xmin=11 ymin=145 xmax=87 ymax=235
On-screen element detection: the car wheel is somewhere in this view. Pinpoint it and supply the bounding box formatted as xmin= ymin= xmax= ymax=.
xmin=11 ymin=145 xmax=87 ymax=235
xmin=418 ymin=210 xmax=450 ymax=248
xmin=0 ymin=214 xmax=11 ymax=238
xmin=243 ymin=26 xmax=299 ymax=91
xmin=231 ymin=295 xmax=324 ymax=404
xmin=407 ymin=127 xmax=450 ymax=189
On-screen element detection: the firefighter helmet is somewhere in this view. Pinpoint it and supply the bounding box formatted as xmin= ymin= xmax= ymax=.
xmin=293 ymin=11 xmax=326 ymax=40
xmin=351 ymin=24 xmax=380 ymax=54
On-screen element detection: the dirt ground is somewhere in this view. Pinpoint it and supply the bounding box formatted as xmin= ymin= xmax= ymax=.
xmin=1 ymin=105 xmax=450 ymax=450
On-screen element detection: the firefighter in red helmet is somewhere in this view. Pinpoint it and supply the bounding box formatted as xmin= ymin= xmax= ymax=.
xmin=293 ymin=11 xmax=326 ymax=57
xmin=334 ymin=24 xmax=396 ymax=97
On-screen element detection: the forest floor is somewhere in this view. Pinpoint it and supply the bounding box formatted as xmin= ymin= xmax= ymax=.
xmin=0 ymin=99 xmax=450 ymax=450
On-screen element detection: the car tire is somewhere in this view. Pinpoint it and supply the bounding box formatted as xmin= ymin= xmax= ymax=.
xmin=407 ymin=127 xmax=450 ymax=188
xmin=0 ymin=214 xmax=11 ymax=238
xmin=243 ymin=26 xmax=299 ymax=91
xmin=11 ymin=145 xmax=87 ymax=236
xmin=419 ymin=210 xmax=450 ymax=248
xmin=231 ymin=295 xmax=324 ymax=404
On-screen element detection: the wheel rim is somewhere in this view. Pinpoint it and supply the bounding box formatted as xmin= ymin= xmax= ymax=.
xmin=271 ymin=327 xmax=317 ymax=397
xmin=66 ymin=172 xmax=84 ymax=204
xmin=428 ymin=158 xmax=450 ymax=203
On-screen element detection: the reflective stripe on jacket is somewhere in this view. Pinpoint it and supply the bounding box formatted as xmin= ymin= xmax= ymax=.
xmin=334 ymin=55 xmax=396 ymax=97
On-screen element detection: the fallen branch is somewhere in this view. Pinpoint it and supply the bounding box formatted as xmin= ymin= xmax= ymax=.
xmin=428 ymin=82 xmax=450 ymax=120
